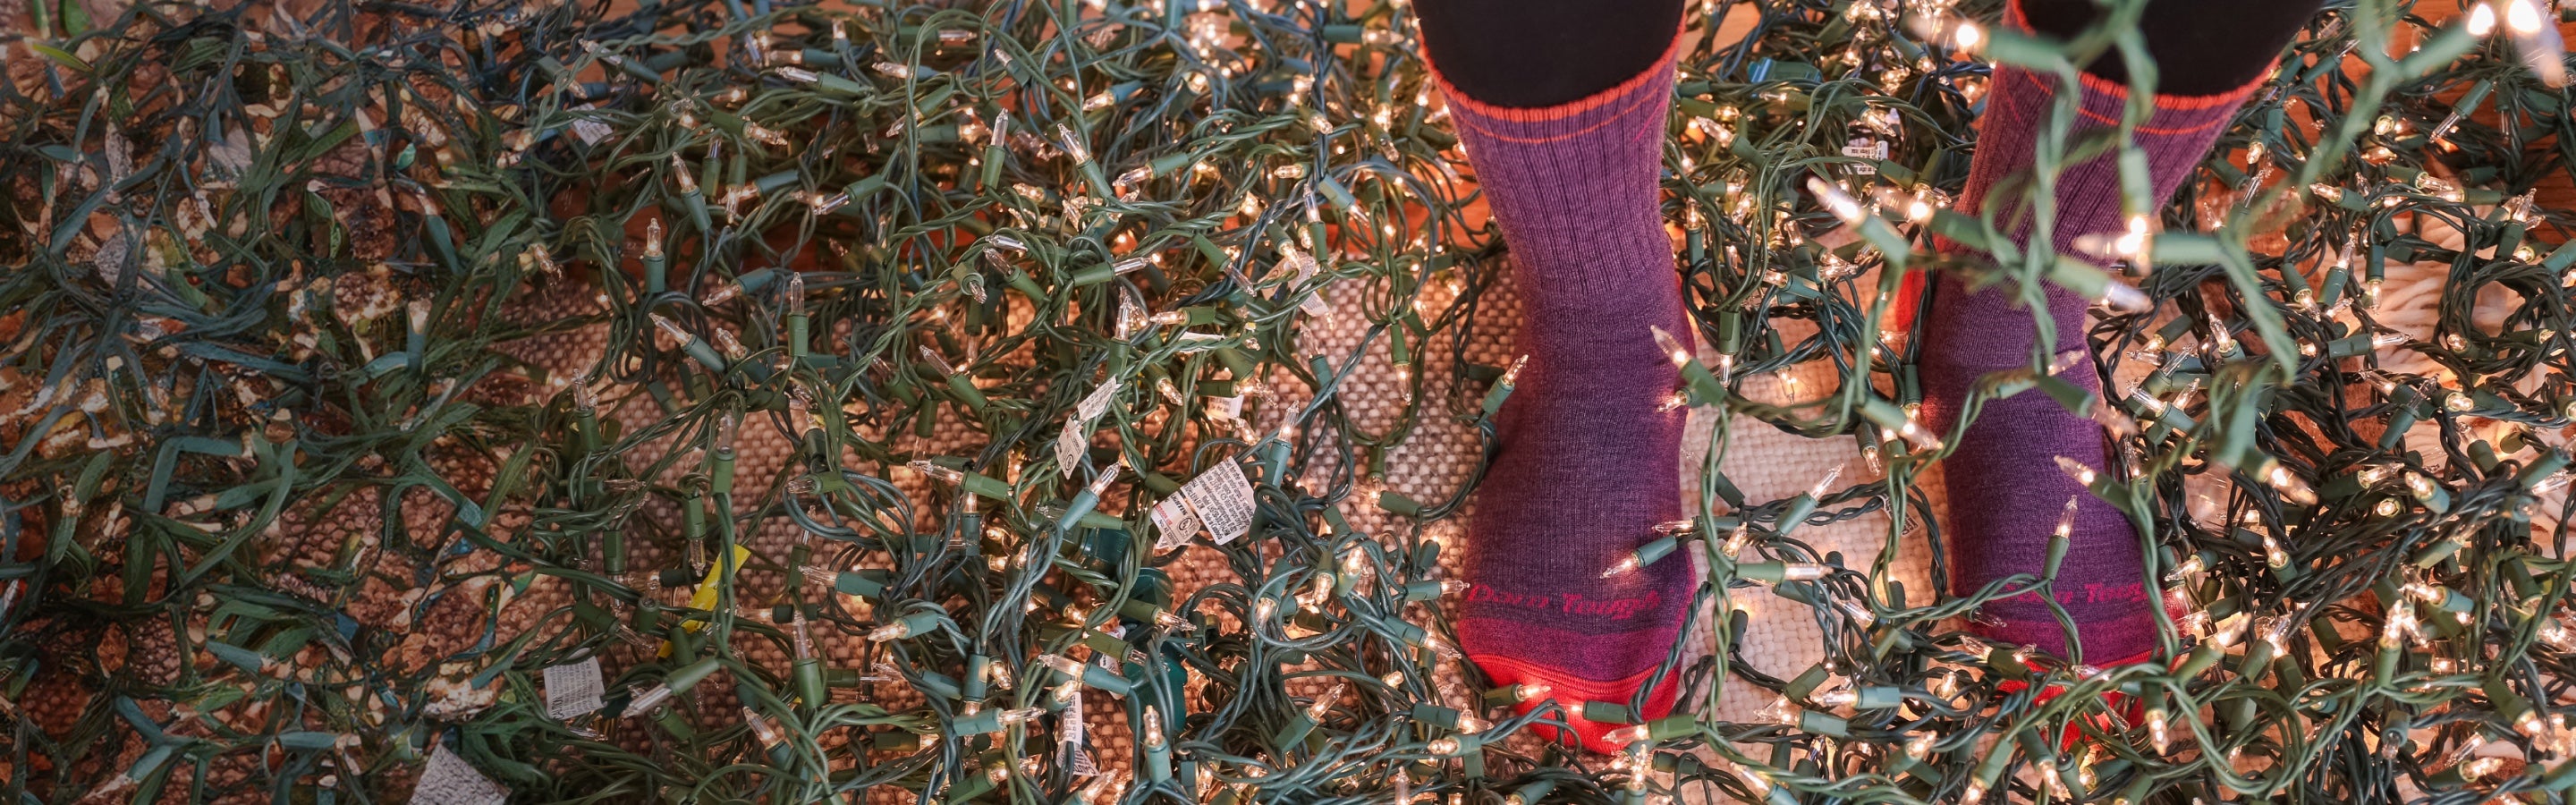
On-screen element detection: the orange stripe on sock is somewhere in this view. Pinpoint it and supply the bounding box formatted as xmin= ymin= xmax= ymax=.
xmin=1422 ymin=16 xmax=1686 ymax=124
xmin=1998 ymin=0 xmax=2276 ymax=132
xmin=2003 ymin=67 xmax=2267 ymax=136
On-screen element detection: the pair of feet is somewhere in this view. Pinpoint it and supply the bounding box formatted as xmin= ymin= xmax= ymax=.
xmin=1431 ymin=5 xmax=2266 ymax=752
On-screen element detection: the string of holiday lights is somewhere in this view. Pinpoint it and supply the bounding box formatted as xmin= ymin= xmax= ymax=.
xmin=4 ymin=0 xmax=2574 ymax=801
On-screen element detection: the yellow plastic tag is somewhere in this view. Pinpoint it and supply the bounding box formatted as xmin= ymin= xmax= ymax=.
xmin=660 ymin=545 xmax=753 ymax=657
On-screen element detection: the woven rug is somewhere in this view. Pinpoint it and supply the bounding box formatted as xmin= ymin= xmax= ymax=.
xmin=267 ymin=100 xmax=2509 ymax=805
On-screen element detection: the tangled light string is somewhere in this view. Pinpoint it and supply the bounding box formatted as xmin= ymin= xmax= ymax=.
xmin=4 ymin=0 xmax=2576 ymax=801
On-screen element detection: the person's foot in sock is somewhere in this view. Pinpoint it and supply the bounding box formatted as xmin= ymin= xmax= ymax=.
xmin=1415 ymin=1 xmax=1692 ymax=754
xmin=1921 ymin=0 xmax=2320 ymax=666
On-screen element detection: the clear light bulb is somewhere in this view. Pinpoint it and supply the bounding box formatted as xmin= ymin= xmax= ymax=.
xmin=1809 ymin=462 xmax=1845 ymax=499
xmin=908 ymin=460 xmax=966 ymax=486
xmin=995 ymin=707 xmax=1045 ymax=725
xmin=670 ymin=154 xmax=698 ymax=194
xmin=701 ymin=279 xmax=746 ymax=307
xmin=744 ymin=707 xmax=785 ymax=748
xmin=1419 ymin=632 xmax=1462 ymax=658
xmin=1054 ymin=123 xmax=1091 ymax=164
xmin=1086 ymin=460 xmax=1125 ymax=496
xmin=1601 ymin=553 xmax=1642 ymax=579
xmin=2504 ymin=0 xmax=2545 ymax=32
xmin=648 ymin=313 xmax=697 ymax=345
xmin=1652 ymin=326 xmax=1691 ymax=367
xmin=2055 ymin=456 xmax=2099 ymax=486
xmin=1307 ymin=682 xmax=1343 ymax=721
xmin=2381 ymin=598 xmax=2418 ymax=649
xmin=1140 ymin=706 xmax=1166 ymax=750
xmin=1951 ymin=19 xmax=1983 ymax=51
xmin=2407 ymin=472 xmax=2438 ymax=501
xmin=1806 ymin=176 xmax=1869 ymax=225
xmin=623 ymin=683 xmax=676 ymax=717
xmin=917 ymin=345 xmax=957 ymax=376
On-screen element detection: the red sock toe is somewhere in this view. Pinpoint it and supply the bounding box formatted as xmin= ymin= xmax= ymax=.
xmin=1475 ymin=652 xmax=1682 ymax=755
xmin=1997 ymin=648 xmax=2158 ymax=750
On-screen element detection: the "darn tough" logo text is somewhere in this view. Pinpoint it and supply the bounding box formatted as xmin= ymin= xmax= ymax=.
xmin=1469 ymin=585 xmax=1665 ymax=620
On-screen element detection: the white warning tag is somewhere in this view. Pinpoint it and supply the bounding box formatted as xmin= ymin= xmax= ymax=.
xmin=414 ymin=741 xmax=509 ymax=805
xmin=1178 ymin=460 xmax=1255 ymax=545
xmin=543 ymin=657 xmax=606 ymax=720
xmin=1150 ymin=496 xmax=1203 ymax=550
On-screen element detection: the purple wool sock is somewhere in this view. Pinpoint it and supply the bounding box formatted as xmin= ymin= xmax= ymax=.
xmin=1428 ymin=27 xmax=1693 ymax=752
xmin=1920 ymin=3 xmax=2268 ymax=665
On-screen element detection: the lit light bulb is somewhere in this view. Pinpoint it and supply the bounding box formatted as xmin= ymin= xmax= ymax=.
xmin=2263 ymin=462 xmax=2318 ymax=505
xmin=2166 ymin=554 xmax=2206 ymax=580
xmin=1807 ymin=176 xmax=1869 ymax=224
xmin=670 ymin=155 xmax=698 ymax=194
xmin=908 ymin=460 xmax=966 ymax=486
xmin=1652 ymin=326 xmax=1692 ymax=367
xmin=2381 ymin=598 xmax=2419 ymax=648
xmin=1037 ymin=654 xmax=1089 ymax=678
xmin=1303 ymin=572 xmax=1334 ymax=609
xmin=995 ymin=707 xmax=1046 ymax=725
xmin=1894 ymin=415 xmax=1943 ymax=452
xmin=1140 ymin=706 xmax=1166 ymax=750
xmin=2055 ymin=456 xmax=2099 ymax=486
xmin=1085 ymin=460 xmax=1124 ymax=496
xmin=1601 ymin=554 xmax=1643 ymax=579
xmin=2540 ymin=619 xmax=2576 ymax=650
xmin=2504 ymin=0 xmax=2545 ymax=33
xmin=1419 ymin=632 xmax=1463 ymax=659
xmin=1307 ymin=682 xmax=1343 ymax=722
xmin=1951 ymin=19 xmax=1984 ymax=51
